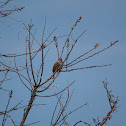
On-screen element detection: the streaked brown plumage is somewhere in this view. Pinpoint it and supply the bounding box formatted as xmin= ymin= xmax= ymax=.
xmin=53 ymin=58 xmax=63 ymax=73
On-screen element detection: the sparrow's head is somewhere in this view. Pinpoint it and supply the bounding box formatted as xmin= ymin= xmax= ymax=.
xmin=58 ymin=58 xmax=62 ymax=63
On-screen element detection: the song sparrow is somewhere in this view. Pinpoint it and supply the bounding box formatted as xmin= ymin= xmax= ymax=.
xmin=53 ymin=58 xmax=63 ymax=73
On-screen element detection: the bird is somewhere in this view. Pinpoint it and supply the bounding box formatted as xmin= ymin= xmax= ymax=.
xmin=53 ymin=58 xmax=63 ymax=73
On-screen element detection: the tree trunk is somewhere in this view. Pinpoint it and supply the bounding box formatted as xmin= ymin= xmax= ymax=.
xmin=20 ymin=89 xmax=37 ymax=126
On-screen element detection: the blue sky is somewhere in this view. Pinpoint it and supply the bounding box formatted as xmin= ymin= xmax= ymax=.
xmin=0 ymin=0 xmax=126 ymax=125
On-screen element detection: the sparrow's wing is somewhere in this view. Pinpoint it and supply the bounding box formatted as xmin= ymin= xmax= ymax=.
xmin=53 ymin=62 xmax=60 ymax=73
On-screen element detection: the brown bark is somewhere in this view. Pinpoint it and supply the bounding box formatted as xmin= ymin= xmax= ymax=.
xmin=20 ymin=89 xmax=37 ymax=126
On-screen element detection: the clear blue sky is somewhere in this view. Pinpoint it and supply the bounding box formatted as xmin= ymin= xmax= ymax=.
xmin=0 ymin=0 xmax=126 ymax=125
